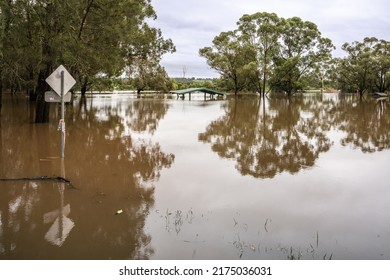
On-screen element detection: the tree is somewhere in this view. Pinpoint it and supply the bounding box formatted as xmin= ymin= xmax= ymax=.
xmin=337 ymin=37 xmax=390 ymax=96
xmin=68 ymin=0 xmax=159 ymax=96
xmin=1 ymin=0 xmax=173 ymax=122
xmin=200 ymin=13 xmax=333 ymax=96
xmin=270 ymin=17 xmax=334 ymax=96
xmin=0 ymin=2 xmax=5 ymax=110
xmin=199 ymin=31 xmax=255 ymax=95
xmin=372 ymin=39 xmax=390 ymax=93
xmin=237 ymin=12 xmax=282 ymax=96
xmin=126 ymin=24 xmax=175 ymax=93
xmin=130 ymin=61 xmax=172 ymax=94
xmin=338 ymin=37 xmax=377 ymax=96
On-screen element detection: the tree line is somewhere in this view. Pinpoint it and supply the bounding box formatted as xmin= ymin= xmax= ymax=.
xmin=0 ymin=0 xmax=175 ymax=121
xmin=1 ymin=7 xmax=389 ymax=120
xmin=200 ymin=12 xmax=390 ymax=97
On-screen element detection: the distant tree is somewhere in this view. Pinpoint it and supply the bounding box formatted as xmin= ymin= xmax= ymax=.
xmin=130 ymin=61 xmax=172 ymax=94
xmin=126 ymin=25 xmax=175 ymax=93
xmin=200 ymin=13 xmax=333 ymax=96
xmin=337 ymin=37 xmax=389 ymax=96
xmin=199 ymin=31 xmax=255 ymax=95
xmin=372 ymin=39 xmax=390 ymax=93
xmin=338 ymin=37 xmax=377 ymax=95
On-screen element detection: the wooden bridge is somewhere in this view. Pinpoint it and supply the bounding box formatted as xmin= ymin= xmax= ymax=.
xmin=170 ymin=88 xmax=226 ymax=100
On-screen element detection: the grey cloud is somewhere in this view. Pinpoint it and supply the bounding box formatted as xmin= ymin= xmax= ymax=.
xmin=151 ymin=0 xmax=390 ymax=78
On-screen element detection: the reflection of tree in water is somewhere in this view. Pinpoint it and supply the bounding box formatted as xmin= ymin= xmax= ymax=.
xmin=199 ymin=97 xmax=332 ymax=178
xmin=0 ymin=96 xmax=174 ymax=259
xmin=125 ymin=99 xmax=170 ymax=134
xmin=332 ymin=97 xmax=390 ymax=153
xmin=70 ymin=96 xmax=170 ymax=135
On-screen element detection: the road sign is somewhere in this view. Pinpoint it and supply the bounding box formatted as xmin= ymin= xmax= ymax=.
xmin=45 ymin=65 xmax=76 ymax=96
xmin=45 ymin=91 xmax=72 ymax=102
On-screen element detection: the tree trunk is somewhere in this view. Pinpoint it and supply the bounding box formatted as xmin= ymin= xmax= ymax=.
xmin=0 ymin=32 xmax=3 ymax=112
xmin=262 ymin=51 xmax=267 ymax=98
xmin=233 ymin=76 xmax=239 ymax=96
xmin=28 ymin=88 xmax=36 ymax=101
xmin=81 ymin=77 xmax=88 ymax=97
xmin=358 ymin=90 xmax=364 ymax=100
xmin=0 ymin=70 xmax=3 ymax=111
xmin=35 ymin=69 xmax=51 ymax=123
xmin=28 ymin=68 xmax=37 ymax=101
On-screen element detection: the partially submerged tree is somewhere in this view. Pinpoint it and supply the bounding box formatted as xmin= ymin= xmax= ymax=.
xmin=1 ymin=0 xmax=174 ymax=122
xmin=337 ymin=37 xmax=390 ymax=96
xmin=200 ymin=13 xmax=334 ymax=96
xmin=237 ymin=12 xmax=282 ymax=96
xmin=270 ymin=17 xmax=334 ymax=96
xmin=126 ymin=24 xmax=175 ymax=93
xmin=199 ymin=31 xmax=256 ymax=95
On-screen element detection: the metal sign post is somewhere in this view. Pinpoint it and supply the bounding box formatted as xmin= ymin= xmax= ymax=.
xmin=60 ymin=71 xmax=65 ymax=158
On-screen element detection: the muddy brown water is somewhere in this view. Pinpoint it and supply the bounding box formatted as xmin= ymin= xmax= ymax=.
xmin=0 ymin=93 xmax=389 ymax=259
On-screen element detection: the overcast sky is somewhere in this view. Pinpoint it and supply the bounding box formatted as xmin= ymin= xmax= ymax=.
xmin=150 ymin=0 xmax=390 ymax=78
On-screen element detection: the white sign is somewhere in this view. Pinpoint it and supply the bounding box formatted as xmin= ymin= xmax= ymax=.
xmin=45 ymin=91 xmax=72 ymax=102
xmin=45 ymin=65 xmax=76 ymax=96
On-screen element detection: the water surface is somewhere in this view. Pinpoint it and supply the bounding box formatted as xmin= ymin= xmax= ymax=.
xmin=0 ymin=93 xmax=389 ymax=259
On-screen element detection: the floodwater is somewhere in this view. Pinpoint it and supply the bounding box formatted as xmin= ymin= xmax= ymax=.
xmin=0 ymin=93 xmax=389 ymax=260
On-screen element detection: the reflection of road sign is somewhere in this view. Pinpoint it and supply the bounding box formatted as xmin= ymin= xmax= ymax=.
xmin=44 ymin=215 xmax=75 ymax=247
xmin=44 ymin=202 xmax=74 ymax=247
xmin=45 ymin=91 xmax=71 ymax=103
xmin=45 ymin=65 xmax=76 ymax=96
xmin=44 ymin=204 xmax=71 ymax=224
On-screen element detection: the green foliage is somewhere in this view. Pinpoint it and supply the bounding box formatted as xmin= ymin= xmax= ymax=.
xmin=199 ymin=31 xmax=256 ymax=95
xmin=171 ymin=77 xmax=219 ymax=90
xmin=126 ymin=24 xmax=175 ymax=93
xmin=0 ymin=0 xmax=174 ymax=121
xmin=337 ymin=37 xmax=390 ymax=95
xmin=199 ymin=12 xmax=334 ymax=96
xmin=270 ymin=17 xmax=334 ymax=95
xmin=238 ymin=12 xmax=282 ymax=96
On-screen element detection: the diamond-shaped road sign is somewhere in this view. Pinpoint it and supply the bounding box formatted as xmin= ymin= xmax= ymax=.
xmin=45 ymin=65 xmax=76 ymax=96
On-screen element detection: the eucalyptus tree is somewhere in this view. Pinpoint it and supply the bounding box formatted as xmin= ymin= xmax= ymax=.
xmin=270 ymin=17 xmax=334 ymax=96
xmin=1 ymin=0 xmax=173 ymax=122
xmin=338 ymin=37 xmax=379 ymax=96
xmin=337 ymin=37 xmax=390 ymax=96
xmin=201 ymin=13 xmax=333 ymax=96
xmin=199 ymin=31 xmax=255 ymax=95
xmin=68 ymin=0 xmax=160 ymax=96
xmin=372 ymin=39 xmax=390 ymax=93
xmin=1 ymin=0 xmax=29 ymax=108
xmin=0 ymin=2 xmax=5 ymax=110
xmin=0 ymin=1 xmax=43 ymax=101
xmin=126 ymin=24 xmax=175 ymax=94
xmin=237 ymin=12 xmax=282 ymax=97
